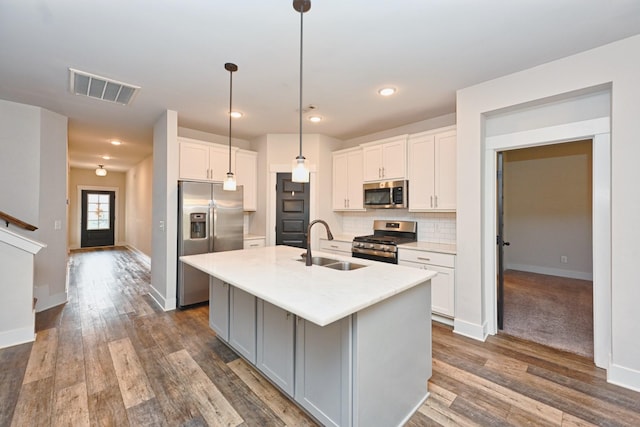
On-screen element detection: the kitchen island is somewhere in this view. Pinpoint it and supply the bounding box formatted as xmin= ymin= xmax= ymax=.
xmin=181 ymin=245 xmax=436 ymax=427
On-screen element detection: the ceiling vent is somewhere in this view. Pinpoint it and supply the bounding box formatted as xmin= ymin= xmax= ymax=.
xmin=69 ymin=68 xmax=140 ymax=105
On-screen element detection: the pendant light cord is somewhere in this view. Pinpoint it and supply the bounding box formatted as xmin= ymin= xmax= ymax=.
xmin=298 ymin=4 xmax=304 ymax=158
xmin=228 ymin=66 xmax=233 ymax=174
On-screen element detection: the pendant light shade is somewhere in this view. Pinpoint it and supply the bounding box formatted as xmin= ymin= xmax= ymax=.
xmin=291 ymin=0 xmax=311 ymax=183
xmin=95 ymin=165 xmax=107 ymax=176
xmin=223 ymin=62 xmax=238 ymax=191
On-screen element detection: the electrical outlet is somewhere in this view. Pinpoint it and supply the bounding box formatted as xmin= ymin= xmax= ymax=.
xmin=560 ymin=255 xmax=568 ymax=264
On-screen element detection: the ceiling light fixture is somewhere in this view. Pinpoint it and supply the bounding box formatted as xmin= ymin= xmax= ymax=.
xmin=110 ymin=140 xmax=121 ymax=146
xmin=102 ymin=155 xmax=111 ymax=160
xmin=308 ymin=115 xmax=322 ymax=123
xmin=95 ymin=165 xmax=107 ymax=176
xmin=223 ymin=62 xmax=238 ymax=191
xmin=230 ymin=111 xmax=243 ymax=119
xmin=291 ymin=0 xmax=311 ymax=183
xmin=378 ymin=87 xmax=396 ymax=96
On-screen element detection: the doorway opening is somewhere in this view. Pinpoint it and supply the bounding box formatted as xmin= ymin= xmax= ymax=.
xmin=275 ymin=173 xmax=310 ymax=248
xmin=81 ymin=190 xmax=115 ymax=248
xmin=496 ymin=141 xmax=593 ymax=358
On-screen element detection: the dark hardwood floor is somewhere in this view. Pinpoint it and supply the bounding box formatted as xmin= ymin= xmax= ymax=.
xmin=1 ymin=247 xmax=639 ymax=426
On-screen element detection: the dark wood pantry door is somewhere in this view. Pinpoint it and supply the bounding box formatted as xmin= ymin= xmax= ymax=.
xmin=275 ymin=173 xmax=309 ymax=249
xmin=81 ymin=190 xmax=115 ymax=248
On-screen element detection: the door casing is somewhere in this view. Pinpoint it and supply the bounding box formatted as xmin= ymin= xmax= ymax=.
xmin=482 ymin=117 xmax=610 ymax=369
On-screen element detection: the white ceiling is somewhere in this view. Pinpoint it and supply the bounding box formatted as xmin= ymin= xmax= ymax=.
xmin=1 ymin=1 xmax=639 ymax=172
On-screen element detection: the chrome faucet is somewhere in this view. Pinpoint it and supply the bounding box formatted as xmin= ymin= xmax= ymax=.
xmin=305 ymin=219 xmax=334 ymax=266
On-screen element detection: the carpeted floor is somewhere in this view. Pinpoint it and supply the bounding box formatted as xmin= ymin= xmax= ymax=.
xmin=501 ymin=270 xmax=593 ymax=358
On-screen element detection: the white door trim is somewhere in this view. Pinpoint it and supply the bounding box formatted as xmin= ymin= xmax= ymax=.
xmin=482 ymin=117 xmax=611 ymax=369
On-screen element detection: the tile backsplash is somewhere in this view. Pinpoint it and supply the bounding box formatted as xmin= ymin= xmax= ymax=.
xmin=340 ymin=210 xmax=456 ymax=244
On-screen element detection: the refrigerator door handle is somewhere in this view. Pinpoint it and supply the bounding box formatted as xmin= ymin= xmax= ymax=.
xmin=209 ymin=201 xmax=215 ymax=253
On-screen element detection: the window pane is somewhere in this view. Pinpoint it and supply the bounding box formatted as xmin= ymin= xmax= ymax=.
xmin=88 ymin=194 xmax=100 ymax=203
xmin=88 ymin=212 xmax=99 ymax=221
xmin=99 ymin=194 xmax=110 ymax=204
xmin=87 ymin=220 xmax=99 ymax=230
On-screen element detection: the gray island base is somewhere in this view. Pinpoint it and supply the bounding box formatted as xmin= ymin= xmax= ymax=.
xmin=181 ymin=245 xmax=435 ymax=427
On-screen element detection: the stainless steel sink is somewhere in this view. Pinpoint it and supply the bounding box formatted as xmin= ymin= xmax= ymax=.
xmin=297 ymin=255 xmax=367 ymax=271
xmin=297 ymin=256 xmax=339 ymax=266
xmin=323 ymin=261 xmax=367 ymax=271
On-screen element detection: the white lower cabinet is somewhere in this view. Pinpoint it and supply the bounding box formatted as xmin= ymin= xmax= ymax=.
xmin=256 ymin=301 xmax=295 ymax=395
xmin=209 ymin=277 xmax=229 ymax=341
xmin=319 ymin=238 xmax=352 ymax=256
xmin=243 ymin=237 xmax=266 ymax=249
xmin=398 ymin=248 xmax=455 ymax=319
xmin=295 ymin=317 xmax=352 ymax=427
xmin=229 ymin=287 xmax=257 ymax=364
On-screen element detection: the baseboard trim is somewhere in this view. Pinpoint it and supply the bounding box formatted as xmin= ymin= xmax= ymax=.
xmin=608 ymin=362 xmax=640 ymax=392
xmin=126 ymin=245 xmax=151 ymax=266
xmin=148 ymin=287 xmax=177 ymax=312
xmin=0 ymin=326 xmax=35 ymax=349
xmin=34 ymin=286 xmax=68 ymax=313
xmin=432 ymin=313 xmax=454 ymax=326
xmin=506 ymin=263 xmax=593 ymax=281
xmin=453 ymin=318 xmax=487 ymax=341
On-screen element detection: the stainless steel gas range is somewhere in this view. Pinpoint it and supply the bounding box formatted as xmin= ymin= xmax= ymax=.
xmin=351 ymin=220 xmax=417 ymax=264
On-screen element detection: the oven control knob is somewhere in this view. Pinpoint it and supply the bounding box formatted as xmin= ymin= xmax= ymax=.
xmin=365 ymin=243 xmax=374 ymax=249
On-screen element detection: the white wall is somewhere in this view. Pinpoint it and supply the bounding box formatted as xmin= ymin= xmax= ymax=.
xmin=504 ymin=141 xmax=593 ymax=280
xmin=151 ymin=110 xmax=179 ymax=310
xmin=456 ymin=35 xmax=640 ymax=391
xmin=0 ymin=100 xmax=68 ymax=313
xmin=126 ymin=155 xmax=153 ymax=258
xmin=0 ymin=100 xmax=41 ymax=224
xmin=68 ymin=168 xmax=127 ymax=249
xmin=33 ymin=108 xmax=69 ymax=312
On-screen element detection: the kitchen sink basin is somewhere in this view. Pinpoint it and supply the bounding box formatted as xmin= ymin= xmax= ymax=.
xmin=297 ymin=256 xmax=339 ymax=266
xmin=323 ymin=261 xmax=367 ymax=271
xmin=297 ymin=255 xmax=367 ymax=271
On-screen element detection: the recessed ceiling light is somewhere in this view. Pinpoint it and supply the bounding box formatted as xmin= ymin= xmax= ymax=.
xmin=308 ymin=115 xmax=322 ymax=123
xmin=111 ymin=140 xmax=122 ymax=146
xmin=102 ymin=155 xmax=111 ymax=160
xmin=378 ymin=87 xmax=396 ymax=97
xmin=230 ymin=111 xmax=243 ymax=118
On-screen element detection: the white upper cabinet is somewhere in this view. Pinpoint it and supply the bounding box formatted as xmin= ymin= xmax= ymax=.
xmin=332 ymin=148 xmax=364 ymax=211
xmin=408 ymin=127 xmax=456 ymax=211
xmin=361 ymin=135 xmax=407 ymax=182
xmin=178 ymin=137 xmax=237 ymax=182
xmin=235 ymin=149 xmax=257 ymax=211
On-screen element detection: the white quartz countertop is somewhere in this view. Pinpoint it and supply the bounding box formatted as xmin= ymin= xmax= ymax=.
xmin=180 ymin=245 xmax=436 ymax=327
xmin=243 ymin=234 xmax=266 ymax=240
xmin=398 ymin=241 xmax=457 ymax=254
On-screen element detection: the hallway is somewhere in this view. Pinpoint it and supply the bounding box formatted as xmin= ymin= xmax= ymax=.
xmin=1 ymin=247 xmax=639 ymax=426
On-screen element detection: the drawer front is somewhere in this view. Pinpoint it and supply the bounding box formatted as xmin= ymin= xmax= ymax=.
xmin=244 ymin=238 xmax=266 ymax=249
xmin=398 ymin=248 xmax=454 ymax=268
xmin=319 ymin=238 xmax=352 ymax=254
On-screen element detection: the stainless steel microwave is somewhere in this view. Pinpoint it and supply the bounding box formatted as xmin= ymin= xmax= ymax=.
xmin=363 ymin=180 xmax=408 ymax=209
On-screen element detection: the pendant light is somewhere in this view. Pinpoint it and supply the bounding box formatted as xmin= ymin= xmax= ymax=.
xmin=95 ymin=164 xmax=107 ymax=176
xmin=291 ymin=0 xmax=311 ymax=183
xmin=223 ymin=62 xmax=238 ymax=191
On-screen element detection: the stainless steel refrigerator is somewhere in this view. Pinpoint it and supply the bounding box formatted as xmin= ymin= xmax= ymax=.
xmin=178 ymin=180 xmax=244 ymax=308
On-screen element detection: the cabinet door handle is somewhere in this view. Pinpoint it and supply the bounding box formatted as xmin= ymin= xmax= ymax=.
xmin=249 ymin=243 xmax=259 ymax=247
xmin=430 ymin=196 xmax=433 ymax=208
xmin=434 ymin=195 xmax=438 ymax=208
xmin=378 ymin=167 xmax=381 ymax=178
xmin=346 ymin=199 xmax=350 ymax=208
xmin=330 ymin=245 xmax=339 ymax=249
xmin=417 ymin=257 xmax=431 ymax=261
xmin=382 ymin=167 xmax=385 ymax=177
